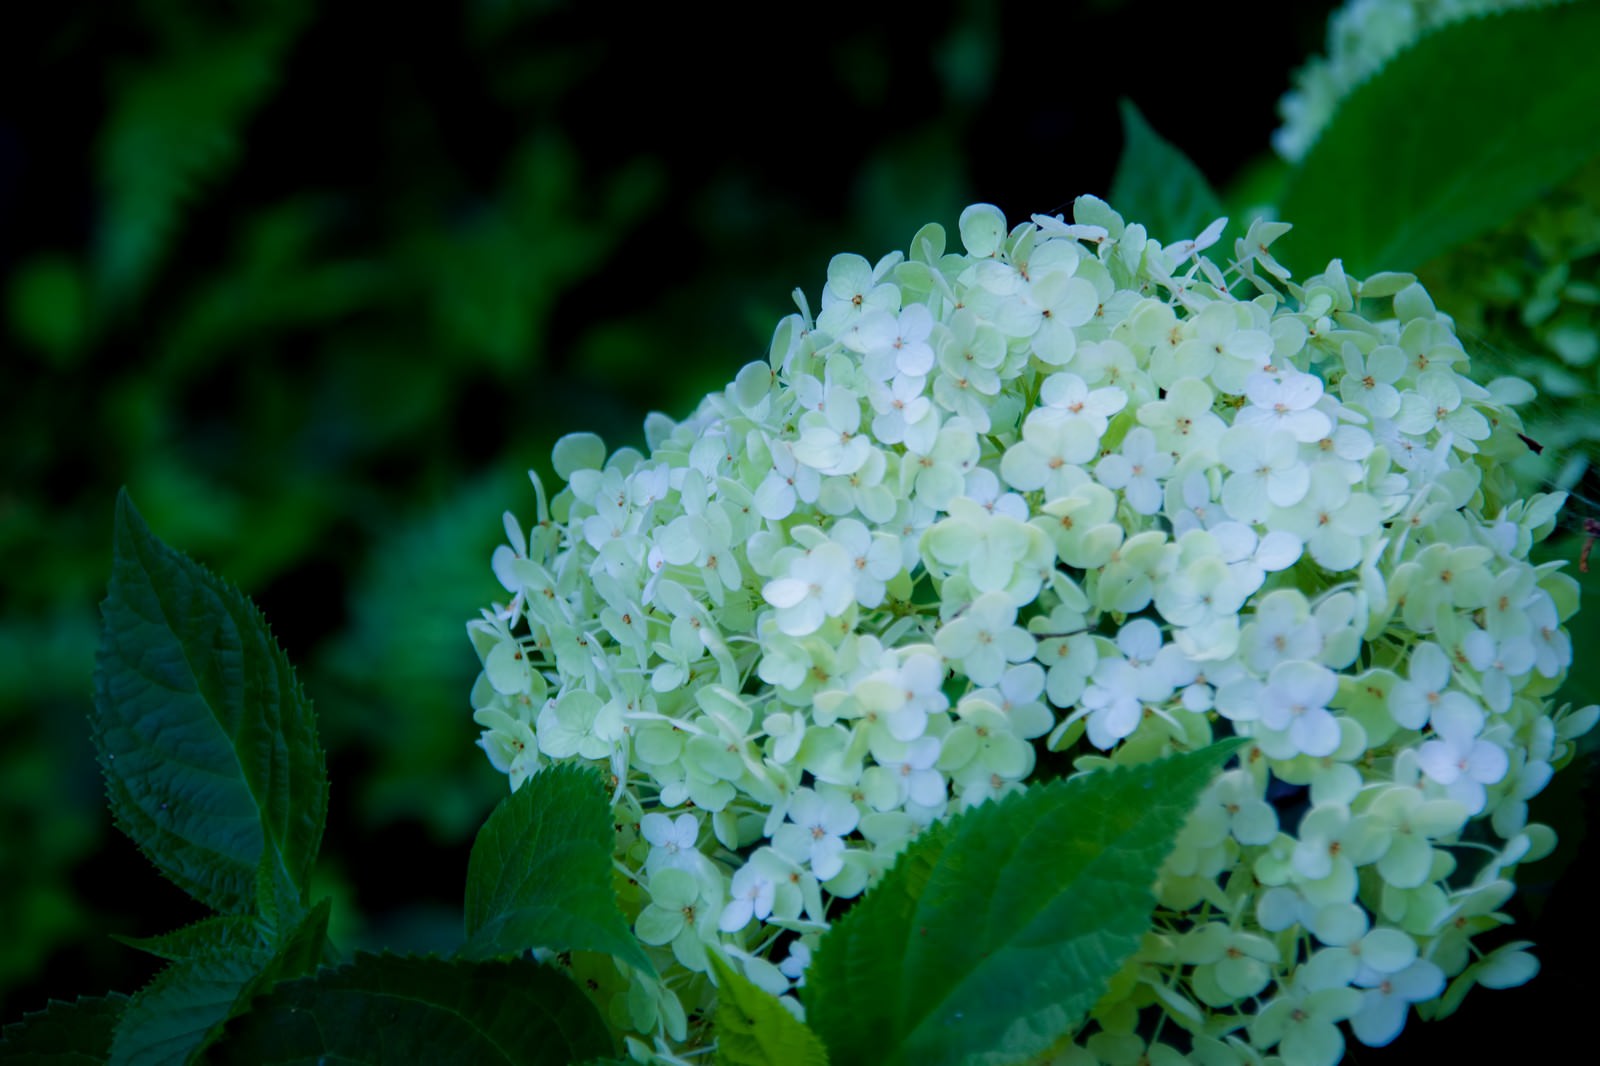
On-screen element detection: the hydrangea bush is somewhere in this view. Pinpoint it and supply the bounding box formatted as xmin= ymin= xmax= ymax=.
xmin=468 ymin=197 xmax=1597 ymax=1065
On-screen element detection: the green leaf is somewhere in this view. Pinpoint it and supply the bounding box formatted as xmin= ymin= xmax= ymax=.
xmin=1108 ymin=98 xmax=1224 ymax=246
xmin=257 ymin=896 xmax=333 ymax=986
xmin=109 ymin=899 xmax=331 ymax=1066
xmin=112 ymin=916 xmax=261 ymax=962
xmin=462 ymin=763 xmax=655 ymax=977
xmin=804 ymin=741 xmax=1242 ymax=1066
xmin=110 ymin=951 xmax=272 ymax=1066
xmin=709 ymin=952 xmax=829 ymax=1066
xmin=93 ymin=489 xmax=328 ymax=915
xmin=255 ymin=846 xmax=311 ymax=945
xmin=197 ymin=954 xmax=614 ymax=1065
xmin=1277 ymin=1 xmax=1600 ymax=276
xmin=0 ymin=994 xmax=129 ymax=1065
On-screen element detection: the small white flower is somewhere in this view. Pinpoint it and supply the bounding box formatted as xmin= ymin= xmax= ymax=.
xmin=934 ymin=591 xmax=1036 ymax=686
xmin=773 ymin=787 xmax=860 ymax=880
xmin=1417 ymin=701 xmax=1508 ymax=814
xmin=720 ymin=860 xmax=777 ymax=933
xmin=1238 ymin=369 xmax=1332 ymax=442
xmin=1350 ymin=959 xmax=1444 ymax=1047
xmin=763 ymin=541 xmax=856 ymax=636
xmin=1258 ymin=660 xmax=1341 ymax=758
xmin=1095 ymin=427 xmax=1174 ymax=514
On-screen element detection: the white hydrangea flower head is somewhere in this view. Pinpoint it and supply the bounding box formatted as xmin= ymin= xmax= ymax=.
xmin=468 ymin=197 xmax=1595 ymax=1058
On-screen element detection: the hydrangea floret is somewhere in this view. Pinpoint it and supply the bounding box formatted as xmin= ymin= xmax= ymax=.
xmin=468 ymin=196 xmax=1597 ymax=1065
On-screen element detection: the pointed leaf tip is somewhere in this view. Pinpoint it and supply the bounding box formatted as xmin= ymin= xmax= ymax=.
xmin=94 ymin=489 xmax=328 ymax=915
xmin=464 ymin=762 xmax=656 ymax=977
xmin=708 ymin=952 xmax=829 ymax=1066
xmin=1110 ymin=97 xmax=1225 ymax=247
xmin=805 ymin=741 xmax=1241 ymax=1066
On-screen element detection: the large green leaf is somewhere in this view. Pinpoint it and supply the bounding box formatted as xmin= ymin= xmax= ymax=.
xmin=462 ymin=763 xmax=655 ymax=976
xmin=0 ymin=994 xmax=129 ymax=1065
xmin=804 ymin=741 xmax=1241 ymax=1066
xmin=1277 ymin=1 xmax=1600 ymax=277
xmin=197 ymin=954 xmax=613 ymax=1065
xmin=109 ymin=899 xmax=330 ymax=1066
xmin=1108 ymin=98 xmax=1225 ymax=246
xmin=92 ymin=489 xmax=327 ymax=915
xmin=708 ymin=952 xmax=829 ymax=1066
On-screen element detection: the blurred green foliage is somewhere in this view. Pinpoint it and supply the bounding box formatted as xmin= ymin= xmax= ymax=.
xmin=1420 ymin=157 xmax=1600 ymax=491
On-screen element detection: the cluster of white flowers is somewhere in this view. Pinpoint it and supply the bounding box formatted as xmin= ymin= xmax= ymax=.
xmin=1274 ymin=0 xmax=1544 ymax=163
xmin=468 ymin=197 xmax=1596 ymax=1065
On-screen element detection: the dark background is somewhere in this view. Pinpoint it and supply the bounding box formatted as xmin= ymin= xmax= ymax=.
xmin=3 ymin=0 xmax=1594 ymax=1060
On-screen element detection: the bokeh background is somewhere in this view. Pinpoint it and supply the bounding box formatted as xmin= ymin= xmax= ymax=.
xmin=4 ymin=0 xmax=1595 ymax=1059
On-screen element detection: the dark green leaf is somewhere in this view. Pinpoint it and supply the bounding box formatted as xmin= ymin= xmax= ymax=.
xmin=1278 ymin=1 xmax=1600 ymax=276
xmin=93 ymin=489 xmax=327 ymax=915
xmin=197 ymin=953 xmax=614 ymax=1065
xmin=113 ymin=916 xmax=262 ymax=963
xmin=805 ymin=741 xmax=1242 ymax=1066
xmin=0 ymin=994 xmax=129 ymax=1065
xmin=709 ymin=952 xmax=829 ymax=1066
xmin=260 ymin=896 xmax=332 ymax=985
xmin=255 ymin=846 xmax=310 ymax=944
xmin=1108 ymin=99 xmax=1225 ymax=246
xmin=110 ymin=952 xmax=271 ymax=1066
xmin=109 ymin=899 xmax=331 ymax=1066
xmin=462 ymin=763 xmax=654 ymax=976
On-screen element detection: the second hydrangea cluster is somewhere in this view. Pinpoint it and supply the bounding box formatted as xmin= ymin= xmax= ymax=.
xmin=469 ymin=198 xmax=1594 ymax=1065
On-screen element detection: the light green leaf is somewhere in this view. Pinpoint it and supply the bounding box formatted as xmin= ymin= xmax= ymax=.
xmin=462 ymin=763 xmax=655 ymax=976
xmin=197 ymin=954 xmax=614 ymax=1065
xmin=805 ymin=741 xmax=1242 ymax=1066
xmin=0 ymin=994 xmax=129 ymax=1065
xmin=1277 ymin=1 xmax=1600 ymax=276
xmin=1108 ymin=98 xmax=1224 ymax=246
xmin=92 ymin=489 xmax=328 ymax=915
xmin=708 ymin=952 xmax=829 ymax=1066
